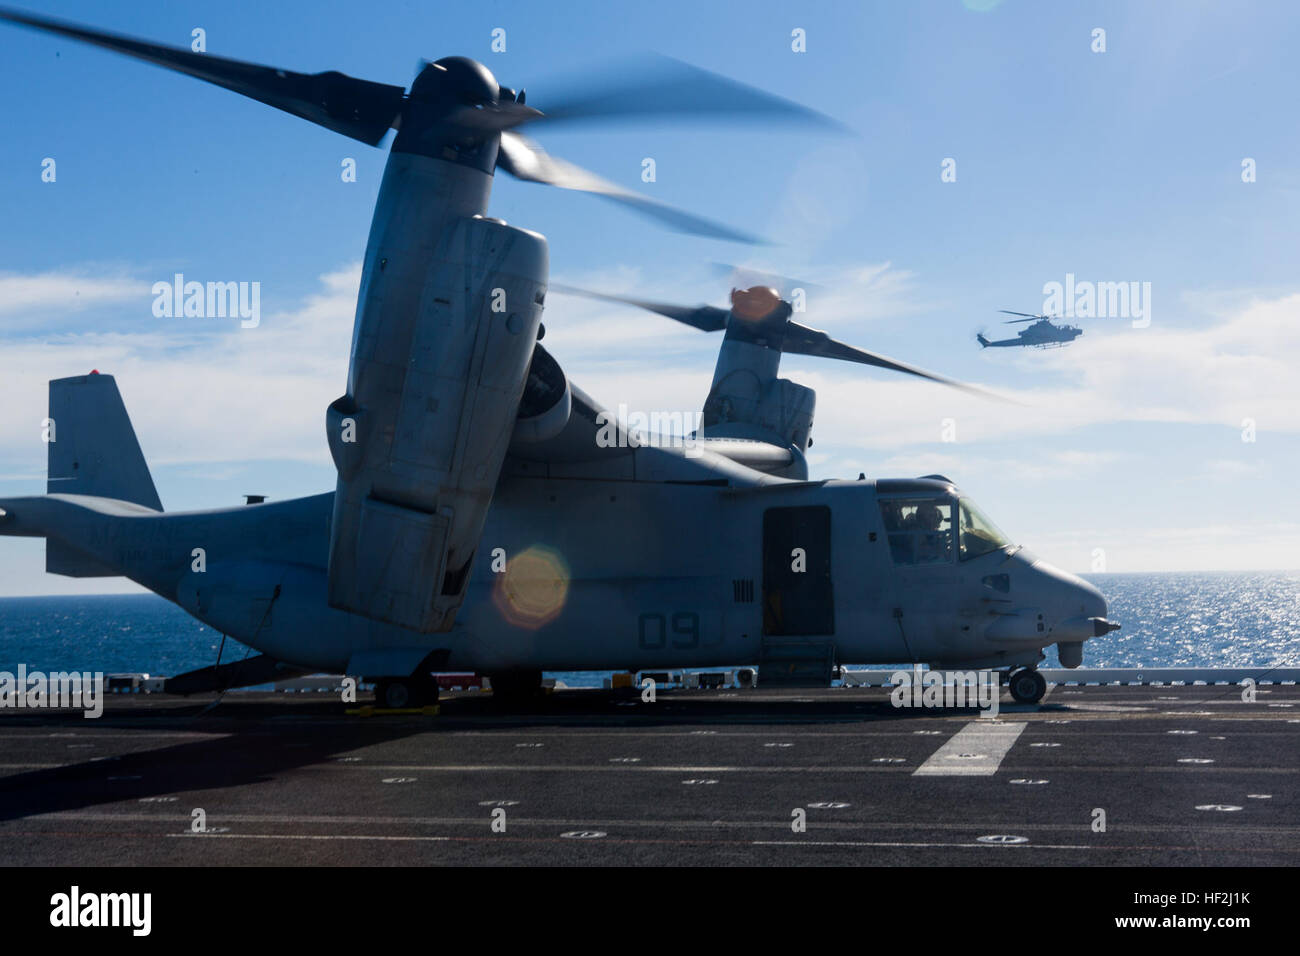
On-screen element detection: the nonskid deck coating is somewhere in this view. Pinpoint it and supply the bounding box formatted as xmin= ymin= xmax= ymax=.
xmin=0 ymin=684 xmax=1295 ymax=866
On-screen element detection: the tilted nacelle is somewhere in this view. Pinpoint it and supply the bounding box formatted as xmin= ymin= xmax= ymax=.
xmin=327 ymin=215 xmax=548 ymax=633
xmin=700 ymin=288 xmax=815 ymax=452
xmin=702 ymin=374 xmax=815 ymax=452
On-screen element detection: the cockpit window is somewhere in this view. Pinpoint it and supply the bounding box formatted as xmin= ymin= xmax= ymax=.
xmin=958 ymin=498 xmax=1012 ymax=561
xmin=879 ymin=498 xmax=953 ymax=566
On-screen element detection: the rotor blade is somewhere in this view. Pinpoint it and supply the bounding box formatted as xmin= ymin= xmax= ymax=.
xmin=782 ymin=322 xmax=1013 ymax=402
xmin=498 ymin=131 xmax=765 ymax=243
xmin=998 ymin=310 xmax=1044 ymax=318
xmin=486 ymin=55 xmax=843 ymax=131
xmin=448 ymin=99 xmax=545 ymax=130
xmin=549 ymin=284 xmax=728 ymax=332
xmin=1003 ymin=317 xmax=1040 ymax=325
xmin=710 ymin=262 xmax=823 ymax=297
xmin=0 ymin=7 xmax=406 ymax=145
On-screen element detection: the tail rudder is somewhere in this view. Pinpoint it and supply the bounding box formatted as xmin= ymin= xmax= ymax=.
xmin=47 ymin=373 xmax=161 ymax=510
xmin=976 ymin=333 xmax=990 ymax=348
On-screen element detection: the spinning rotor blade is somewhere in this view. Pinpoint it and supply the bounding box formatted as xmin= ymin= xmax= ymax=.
xmin=0 ymin=7 xmax=406 ymax=144
xmin=2 ymin=8 xmax=833 ymax=242
xmin=498 ymin=132 xmax=765 ymax=243
xmin=490 ymin=57 xmax=840 ymax=241
xmin=448 ymin=99 xmax=544 ymax=130
xmin=476 ymin=55 xmax=843 ymax=131
xmin=549 ymin=284 xmax=729 ymax=332
xmin=554 ymin=284 xmax=1013 ymax=402
xmin=999 ymin=310 xmax=1056 ymax=325
xmin=709 ymin=262 xmax=823 ymax=297
xmin=781 ymin=323 xmax=1010 ymax=402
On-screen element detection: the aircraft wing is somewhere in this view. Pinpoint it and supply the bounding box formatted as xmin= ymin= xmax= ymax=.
xmin=505 ymin=359 xmax=641 ymax=477
xmin=503 ymin=346 xmax=802 ymax=479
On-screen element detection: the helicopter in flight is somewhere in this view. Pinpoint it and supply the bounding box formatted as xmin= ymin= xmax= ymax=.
xmin=0 ymin=8 xmax=1118 ymax=708
xmin=977 ymin=311 xmax=1083 ymax=349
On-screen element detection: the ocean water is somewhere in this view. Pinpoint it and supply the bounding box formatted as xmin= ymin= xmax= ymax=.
xmin=1076 ymin=571 xmax=1300 ymax=669
xmin=0 ymin=571 xmax=1296 ymax=684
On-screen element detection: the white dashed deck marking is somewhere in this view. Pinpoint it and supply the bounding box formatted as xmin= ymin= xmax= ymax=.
xmin=913 ymin=721 xmax=1027 ymax=777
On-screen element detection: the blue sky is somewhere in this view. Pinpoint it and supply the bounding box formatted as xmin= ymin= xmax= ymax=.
xmin=2 ymin=0 xmax=1298 ymax=594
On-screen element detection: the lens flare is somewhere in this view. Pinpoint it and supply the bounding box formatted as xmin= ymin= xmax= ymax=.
xmin=492 ymin=545 xmax=570 ymax=629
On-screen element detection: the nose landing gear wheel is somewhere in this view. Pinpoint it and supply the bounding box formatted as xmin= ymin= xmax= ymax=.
xmin=1008 ymin=668 xmax=1047 ymax=704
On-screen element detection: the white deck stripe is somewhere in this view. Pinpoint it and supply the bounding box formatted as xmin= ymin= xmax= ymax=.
xmin=912 ymin=721 xmax=1027 ymax=776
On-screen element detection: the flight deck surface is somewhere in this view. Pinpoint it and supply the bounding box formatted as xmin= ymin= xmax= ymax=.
xmin=1 ymin=684 xmax=1295 ymax=866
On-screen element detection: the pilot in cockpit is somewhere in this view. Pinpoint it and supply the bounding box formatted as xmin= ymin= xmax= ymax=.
xmin=914 ymin=502 xmax=950 ymax=562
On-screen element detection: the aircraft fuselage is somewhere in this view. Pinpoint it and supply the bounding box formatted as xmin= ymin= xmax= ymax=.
xmin=1 ymin=472 xmax=1108 ymax=679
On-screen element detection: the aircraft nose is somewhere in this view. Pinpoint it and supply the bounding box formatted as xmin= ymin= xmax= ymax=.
xmin=1074 ymin=573 xmax=1107 ymax=621
xmin=1033 ymin=559 xmax=1106 ymax=618
xmin=1028 ymin=558 xmax=1120 ymax=643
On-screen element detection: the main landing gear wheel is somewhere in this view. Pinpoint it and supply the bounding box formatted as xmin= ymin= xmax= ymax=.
xmin=1008 ymin=668 xmax=1047 ymax=704
xmin=373 ymin=677 xmax=439 ymax=709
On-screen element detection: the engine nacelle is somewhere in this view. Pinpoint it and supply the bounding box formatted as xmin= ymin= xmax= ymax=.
xmin=702 ymin=375 xmax=815 ymax=452
xmin=510 ymin=343 xmax=571 ymax=444
xmin=327 ymin=215 xmax=547 ymax=633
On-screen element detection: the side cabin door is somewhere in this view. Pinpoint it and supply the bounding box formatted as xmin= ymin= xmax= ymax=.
xmin=760 ymin=505 xmax=835 ymax=684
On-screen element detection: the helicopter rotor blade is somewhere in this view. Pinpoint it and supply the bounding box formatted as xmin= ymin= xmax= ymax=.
xmin=553 ymin=284 xmax=1012 ymax=402
xmin=476 ymin=55 xmax=843 ymax=132
xmin=497 ymin=132 xmax=765 ymax=244
xmin=709 ymin=262 xmax=823 ymax=298
xmin=548 ymin=284 xmax=729 ymax=332
xmin=0 ymin=6 xmax=406 ymax=145
xmin=1 ymin=9 xmax=829 ymax=243
xmin=781 ymin=323 xmax=1013 ymax=402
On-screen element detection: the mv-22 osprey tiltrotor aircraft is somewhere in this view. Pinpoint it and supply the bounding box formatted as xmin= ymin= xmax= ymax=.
xmin=0 ymin=9 xmax=1118 ymax=707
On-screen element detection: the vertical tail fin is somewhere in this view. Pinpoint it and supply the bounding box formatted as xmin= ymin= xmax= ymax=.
xmin=47 ymin=373 xmax=161 ymax=510
xmin=976 ymin=333 xmax=991 ymax=348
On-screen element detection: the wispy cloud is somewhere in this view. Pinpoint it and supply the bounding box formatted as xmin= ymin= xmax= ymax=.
xmin=1 ymin=261 xmax=1297 ymax=497
xmin=0 ymin=264 xmax=361 ymax=474
xmin=0 ymin=270 xmax=150 ymax=322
